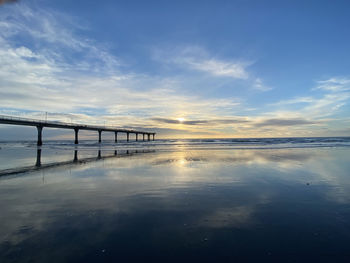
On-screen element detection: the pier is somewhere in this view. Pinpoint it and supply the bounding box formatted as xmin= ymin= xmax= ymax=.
xmin=0 ymin=115 xmax=156 ymax=145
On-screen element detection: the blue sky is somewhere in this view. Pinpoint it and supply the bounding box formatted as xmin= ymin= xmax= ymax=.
xmin=0 ymin=0 xmax=349 ymax=138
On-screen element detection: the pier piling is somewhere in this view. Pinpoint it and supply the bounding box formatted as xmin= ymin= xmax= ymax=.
xmin=37 ymin=126 xmax=43 ymax=146
xmin=74 ymin=128 xmax=79 ymax=144
xmin=98 ymin=130 xmax=102 ymax=143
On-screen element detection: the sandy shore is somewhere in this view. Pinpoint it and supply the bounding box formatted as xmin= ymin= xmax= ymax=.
xmin=0 ymin=143 xmax=350 ymax=262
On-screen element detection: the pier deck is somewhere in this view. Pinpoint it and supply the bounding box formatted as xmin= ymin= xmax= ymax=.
xmin=0 ymin=115 xmax=156 ymax=145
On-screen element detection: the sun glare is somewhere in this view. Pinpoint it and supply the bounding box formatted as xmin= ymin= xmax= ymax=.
xmin=177 ymin=117 xmax=185 ymax=123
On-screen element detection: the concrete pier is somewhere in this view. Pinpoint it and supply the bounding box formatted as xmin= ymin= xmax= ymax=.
xmin=0 ymin=115 xmax=156 ymax=146
xmin=37 ymin=126 xmax=43 ymax=146
xmin=98 ymin=130 xmax=102 ymax=143
xmin=74 ymin=128 xmax=79 ymax=144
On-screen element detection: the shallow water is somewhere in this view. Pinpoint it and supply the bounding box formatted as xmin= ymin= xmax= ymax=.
xmin=0 ymin=139 xmax=350 ymax=262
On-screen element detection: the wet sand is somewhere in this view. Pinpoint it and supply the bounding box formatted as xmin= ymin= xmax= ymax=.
xmin=0 ymin=143 xmax=350 ymax=262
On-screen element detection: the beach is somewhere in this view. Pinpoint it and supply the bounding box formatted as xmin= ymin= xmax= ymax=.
xmin=1 ymin=0 xmax=350 ymax=261
xmin=0 ymin=138 xmax=350 ymax=262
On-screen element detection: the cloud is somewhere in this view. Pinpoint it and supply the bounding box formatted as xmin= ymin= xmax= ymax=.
xmin=0 ymin=4 xmax=244 ymax=130
xmin=315 ymin=77 xmax=350 ymax=92
xmin=268 ymin=78 xmax=350 ymax=119
xmin=152 ymin=118 xmax=208 ymax=125
xmin=269 ymin=97 xmax=314 ymax=107
xmin=254 ymin=118 xmax=319 ymax=127
xmin=185 ymin=58 xmax=248 ymax=79
xmin=0 ymin=4 xmax=119 ymax=73
xmin=302 ymin=93 xmax=350 ymax=118
xmin=154 ymin=45 xmax=250 ymax=79
xmin=253 ymin=78 xmax=272 ymax=91
xmin=152 ymin=117 xmax=250 ymax=126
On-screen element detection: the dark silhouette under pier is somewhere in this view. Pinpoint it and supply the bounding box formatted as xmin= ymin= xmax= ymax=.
xmin=0 ymin=115 xmax=156 ymax=146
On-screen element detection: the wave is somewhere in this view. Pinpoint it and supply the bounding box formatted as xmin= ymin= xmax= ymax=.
xmin=0 ymin=137 xmax=350 ymax=150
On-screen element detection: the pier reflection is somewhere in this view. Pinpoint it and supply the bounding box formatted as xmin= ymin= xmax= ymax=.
xmin=0 ymin=148 xmax=155 ymax=177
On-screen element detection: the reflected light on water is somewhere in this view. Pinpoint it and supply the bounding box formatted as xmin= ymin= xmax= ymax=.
xmin=0 ymin=144 xmax=350 ymax=262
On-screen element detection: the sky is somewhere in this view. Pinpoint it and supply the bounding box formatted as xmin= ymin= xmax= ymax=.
xmin=0 ymin=0 xmax=350 ymax=139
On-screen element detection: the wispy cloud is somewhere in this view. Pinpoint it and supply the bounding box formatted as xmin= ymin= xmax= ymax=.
xmin=303 ymin=93 xmax=350 ymax=118
xmin=314 ymin=77 xmax=350 ymax=92
xmin=254 ymin=118 xmax=319 ymax=128
xmin=0 ymin=4 xmax=120 ymax=73
xmin=269 ymin=97 xmax=314 ymax=107
xmin=184 ymin=58 xmax=249 ymax=79
xmin=153 ymin=45 xmax=250 ymax=79
xmin=268 ymin=77 xmax=350 ymax=119
xmin=152 ymin=117 xmax=250 ymax=126
xmin=253 ymin=78 xmax=272 ymax=91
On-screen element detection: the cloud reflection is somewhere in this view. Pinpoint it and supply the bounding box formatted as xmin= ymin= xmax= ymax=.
xmin=0 ymin=147 xmax=349 ymax=261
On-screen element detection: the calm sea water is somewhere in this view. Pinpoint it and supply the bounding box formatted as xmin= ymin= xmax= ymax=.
xmin=0 ymin=137 xmax=350 ymax=262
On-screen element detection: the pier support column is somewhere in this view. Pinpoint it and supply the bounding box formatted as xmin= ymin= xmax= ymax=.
xmin=35 ymin=149 xmax=41 ymax=167
xmin=136 ymin=133 xmax=138 ymax=141
xmin=143 ymin=134 xmax=145 ymax=141
xmin=74 ymin=128 xmax=79 ymax=144
xmin=97 ymin=150 xmax=101 ymax=159
xmin=37 ymin=126 xmax=43 ymax=146
xmin=152 ymin=134 xmax=155 ymax=141
xmin=127 ymin=132 xmax=129 ymax=142
xmin=148 ymin=134 xmax=150 ymax=141
xmin=98 ymin=130 xmax=102 ymax=143
xmin=115 ymin=132 xmax=118 ymax=143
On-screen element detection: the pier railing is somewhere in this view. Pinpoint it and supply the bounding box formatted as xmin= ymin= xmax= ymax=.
xmin=0 ymin=114 xmax=133 ymax=131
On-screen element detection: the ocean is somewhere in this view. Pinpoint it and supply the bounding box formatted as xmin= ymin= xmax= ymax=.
xmin=1 ymin=137 xmax=350 ymax=262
